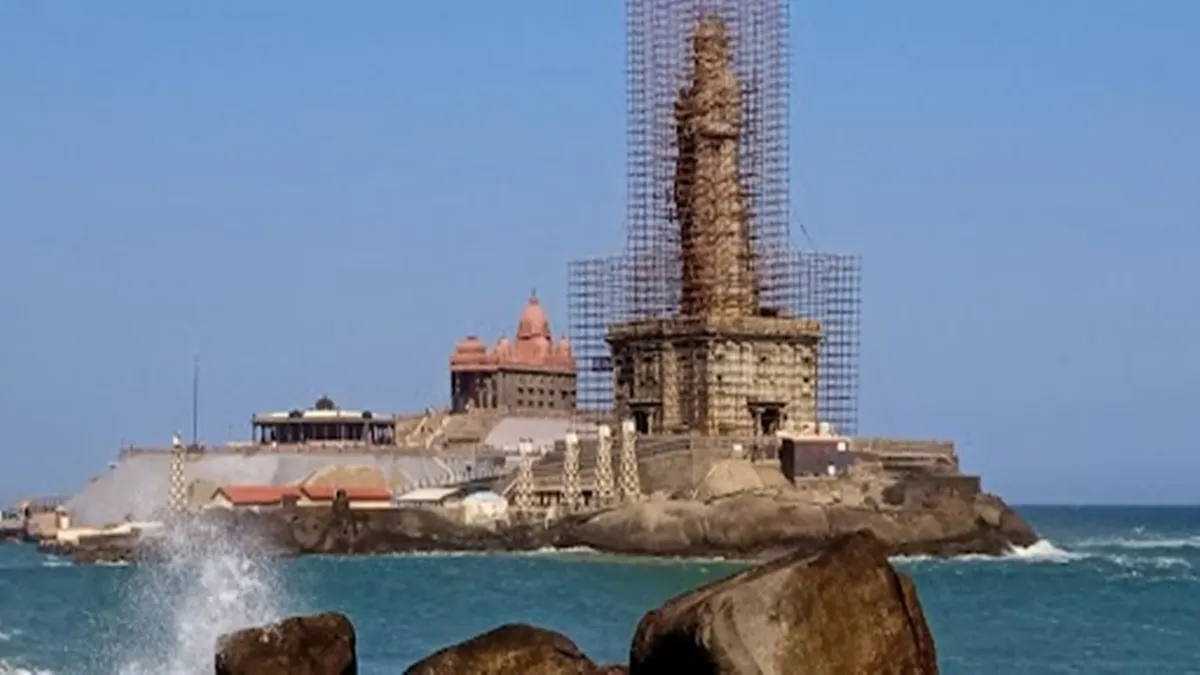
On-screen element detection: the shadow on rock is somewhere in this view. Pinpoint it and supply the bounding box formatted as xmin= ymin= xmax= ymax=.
xmin=404 ymin=623 xmax=614 ymax=675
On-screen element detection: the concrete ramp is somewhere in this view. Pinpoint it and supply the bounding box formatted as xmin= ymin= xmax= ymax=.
xmin=484 ymin=417 xmax=572 ymax=452
xmin=65 ymin=451 xmax=490 ymax=527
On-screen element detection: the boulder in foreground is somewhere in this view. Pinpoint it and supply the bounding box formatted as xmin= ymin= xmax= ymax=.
xmin=215 ymin=612 xmax=356 ymax=675
xmin=405 ymin=623 xmax=603 ymax=675
xmin=629 ymin=530 xmax=939 ymax=675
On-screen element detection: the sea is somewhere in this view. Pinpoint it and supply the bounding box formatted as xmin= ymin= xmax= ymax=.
xmin=0 ymin=506 xmax=1196 ymax=674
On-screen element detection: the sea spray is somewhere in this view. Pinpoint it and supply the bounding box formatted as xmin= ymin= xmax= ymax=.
xmin=113 ymin=516 xmax=286 ymax=675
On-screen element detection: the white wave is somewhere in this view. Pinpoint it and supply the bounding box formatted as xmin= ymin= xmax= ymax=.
xmin=1073 ymin=535 xmax=1200 ymax=550
xmin=0 ymin=660 xmax=53 ymax=675
xmin=375 ymin=547 xmax=743 ymax=565
xmin=1106 ymin=553 xmax=1192 ymax=570
xmin=531 ymin=545 xmax=601 ymax=555
xmin=893 ymin=540 xmax=1082 ymax=565
xmin=1003 ymin=539 xmax=1083 ymax=563
xmin=893 ymin=539 xmax=1194 ymax=574
xmin=113 ymin=518 xmax=286 ymax=675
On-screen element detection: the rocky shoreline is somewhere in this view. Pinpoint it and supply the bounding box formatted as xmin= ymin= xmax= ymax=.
xmin=37 ymin=486 xmax=1037 ymax=565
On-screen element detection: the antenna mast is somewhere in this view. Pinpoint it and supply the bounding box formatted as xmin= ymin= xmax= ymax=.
xmin=191 ymin=354 xmax=200 ymax=448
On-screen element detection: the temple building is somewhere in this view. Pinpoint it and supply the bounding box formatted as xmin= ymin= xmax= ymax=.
xmin=450 ymin=292 xmax=577 ymax=413
xmin=606 ymin=17 xmax=821 ymax=438
xmin=252 ymin=395 xmax=397 ymax=446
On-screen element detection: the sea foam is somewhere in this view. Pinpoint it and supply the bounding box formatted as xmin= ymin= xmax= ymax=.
xmin=113 ymin=518 xmax=286 ymax=675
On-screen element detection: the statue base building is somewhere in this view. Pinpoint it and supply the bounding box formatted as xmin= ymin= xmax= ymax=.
xmin=608 ymin=313 xmax=821 ymax=437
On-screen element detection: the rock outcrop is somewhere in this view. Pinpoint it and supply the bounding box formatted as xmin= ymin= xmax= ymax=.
xmin=405 ymin=623 xmax=604 ymax=675
xmin=214 ymin=612 xmax=356 ymax=675
xmin=48 ymin=483 xmax=1037 ymax=565
xmin=562 ymin=488 xmax=1036 ymax=559
xmin=629 ymin=531 xmax=938 ymax=674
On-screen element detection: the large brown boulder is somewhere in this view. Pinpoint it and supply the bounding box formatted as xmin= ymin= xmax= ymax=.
xmin=629 ymin=531 xmax=938 ymax=675
xmin=405 ymin=623 xmax=601 ymax=675
xmin=566 ymin=487 xmax=1036 ymax=559
xmin=215 ymin=612 xmax=356 ymax=675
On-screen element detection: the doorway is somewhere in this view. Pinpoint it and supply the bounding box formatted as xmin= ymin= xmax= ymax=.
xmin=633 ymin=409 xmax=651 ymax=435
xmin=758 ymin=406 xmax=782 ymax=436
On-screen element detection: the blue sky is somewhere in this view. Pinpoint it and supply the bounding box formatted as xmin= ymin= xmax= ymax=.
xmin=1 ymin=1 xmax=1196 ymax=505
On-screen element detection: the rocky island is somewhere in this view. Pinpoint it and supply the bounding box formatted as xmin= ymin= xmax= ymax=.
xmin=25 ymin=8 xmax=1038 ymax=569
xmin=40 ymin=466 xmax=1035 ymax=565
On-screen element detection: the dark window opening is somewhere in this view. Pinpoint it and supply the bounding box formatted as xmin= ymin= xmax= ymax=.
xmin=633 ymin=410 xmax=651 ymax=434
xmin=759 ymin=407 xmax=782 ymax=436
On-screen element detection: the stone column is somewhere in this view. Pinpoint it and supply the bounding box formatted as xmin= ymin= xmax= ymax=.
xmin=169 ymin=434 xmax=186 ymax=515
xmin=513 ymin=439 xmax=535 ymax=520
xmin=594 ymin=425 xmax=616 ymax=507
xmin=562 ymin=432 xmax=582 ymax=514
xmin=618 ymin=419 xmax=641 ymax=503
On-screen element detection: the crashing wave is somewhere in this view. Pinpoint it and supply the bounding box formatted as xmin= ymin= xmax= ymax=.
xmin=112 ymin=518 xmax=286 ymax=675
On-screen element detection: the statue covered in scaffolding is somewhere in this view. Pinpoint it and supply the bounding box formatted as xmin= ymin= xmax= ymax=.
xmin=675 ymin=16 xmax=758 ymax=319
xmin=606 ymin=13 xmax=823 ymax=437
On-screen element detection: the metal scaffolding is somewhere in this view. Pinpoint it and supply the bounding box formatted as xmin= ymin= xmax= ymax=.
xmin=779 ymin=251 xmax=863 ymax=435
xmin=624 ymin=0 xmax=791 ymax=320
xmin=567 ymin=257 xmax=625 ymax=412
xmin=565 ymin=0 xmax=862 ymax=435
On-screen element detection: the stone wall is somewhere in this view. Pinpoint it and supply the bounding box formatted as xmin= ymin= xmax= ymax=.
xmin=608 ymin=315 xmax=820 ymax=437
xmin=881 ymin=475 xmax=982 ymax=509
xmin=849 ymin=437 xmax=956 ymax=457
xmin=496 ymin=370 xmax=577 ymax=412
xmin=849 ymin=437 xmax=959 ymax=474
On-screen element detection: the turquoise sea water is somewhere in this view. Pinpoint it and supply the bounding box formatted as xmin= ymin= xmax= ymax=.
xmin=0 ymin=506 xmax=1197 ymax=674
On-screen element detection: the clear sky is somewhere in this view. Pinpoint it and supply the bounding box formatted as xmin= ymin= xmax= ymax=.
xmin=1 ymin=1 xmax=1197 ymax=505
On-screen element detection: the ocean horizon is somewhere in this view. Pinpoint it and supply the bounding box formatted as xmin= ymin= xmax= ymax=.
xmin=1 ymin=505 xmax=1197 ymax=674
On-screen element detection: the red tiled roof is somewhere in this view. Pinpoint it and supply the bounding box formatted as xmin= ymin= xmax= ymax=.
xmin=217 ymin=485 xmax=300 ymax=506
xmin=300 ymin=485 xmax=393 ymax=502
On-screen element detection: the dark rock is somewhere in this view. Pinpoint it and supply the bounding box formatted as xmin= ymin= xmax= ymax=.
xmin=52 ymin=485 xmax=1038 ymax=565
xmin=629 ymin=531 xmax=938 ymax=675
xmin=214 ymin=612 xmax=356 ymax=675
xmin=405 ymin=623 xmax=601 ymax=675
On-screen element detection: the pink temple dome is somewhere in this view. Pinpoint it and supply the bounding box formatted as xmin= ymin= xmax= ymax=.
xmin=516 ymin=291 xmax=552 ymax=341
xmin=450 ymin=335 xmax=490 ymax=367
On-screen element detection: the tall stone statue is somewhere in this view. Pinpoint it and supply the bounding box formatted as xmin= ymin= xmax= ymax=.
xmin=675 ymin=16 xmax=758 ymax=319
xmin=594 ymin=425 xmax=616 ymax=507
xmin=562 ymin=432 xmax=582 ymax=513
xmin=618 ymin=419 xmax=642 ymax=502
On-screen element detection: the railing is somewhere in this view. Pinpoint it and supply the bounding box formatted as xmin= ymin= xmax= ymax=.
xmin=849 ymin=437 xmax=956 ymax=457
